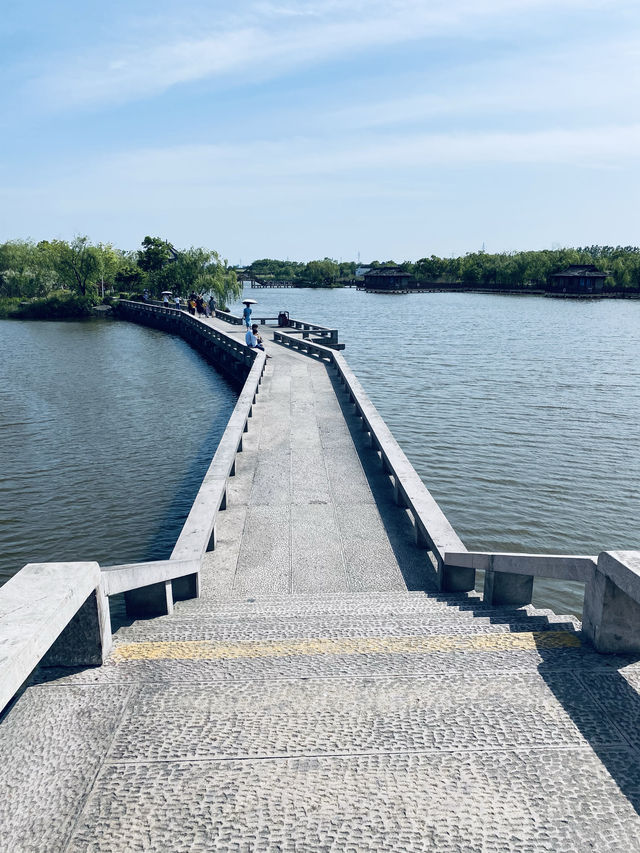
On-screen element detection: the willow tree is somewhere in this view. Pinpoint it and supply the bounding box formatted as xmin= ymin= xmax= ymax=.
xmin=0 ymin=240 xmax=56 ymax=298
xmin=47 ymin=236 xmax=100 ymax=298
xmin=158 ymin=247 xmax=240 ymax=304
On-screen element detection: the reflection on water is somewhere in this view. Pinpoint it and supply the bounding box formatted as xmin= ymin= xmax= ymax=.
xmin=231 ymin=287 xmax=640 ymax=616
xmin=0 ymin=317 xmax=236 ymax=584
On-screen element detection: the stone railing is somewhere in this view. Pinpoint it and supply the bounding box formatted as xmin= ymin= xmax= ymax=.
xmin=0 ymin=305 xmax=266 ymax=712
xmin=116 ymin=300 xmax=258 ymax=383
xmin=274 ymin=330 xmax=640 ymax=654
xmin=214 ymin=308 xmax=243 ymax=325
xmin=444 ymin=550 xmax=640 ymax=653
xmin=101 ymin=349 xmax=265 ymax=617
xmin=274 ymin=330 xmax=465 ymax=569
xmin=280 ymin=317 xmax=343 ymax=350
xmin=0 ymin=562 xmax=111 ymax=712
xmin=217 ymin=307 xmax=344 ymax=349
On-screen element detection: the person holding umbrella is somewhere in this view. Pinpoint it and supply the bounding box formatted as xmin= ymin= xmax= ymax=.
xmin=242 ymin=299 xmax=256 ymax=329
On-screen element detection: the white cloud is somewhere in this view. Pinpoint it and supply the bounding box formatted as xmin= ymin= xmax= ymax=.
xmin=8 ymin=121 xmax=637 ymax=240
xmin=2 ymin=117 xmax=638 ymax=256
xmin=31 ymin=0 xmax=621 ymax=108
xmin=107 ymin=123 xmax=640 ymax=181
xmin=330 ymin=37 xmax=640 ymax=129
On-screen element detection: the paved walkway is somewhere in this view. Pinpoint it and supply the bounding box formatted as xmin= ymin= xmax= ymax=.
xmin=198 ymin=318 xmax=432 ymax=599
xmin=2 ymin=322 xmax=640 ymax=851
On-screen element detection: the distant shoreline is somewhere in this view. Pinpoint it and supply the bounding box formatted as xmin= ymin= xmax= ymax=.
xmin=357 ymin=285 xmax=640 ymax=299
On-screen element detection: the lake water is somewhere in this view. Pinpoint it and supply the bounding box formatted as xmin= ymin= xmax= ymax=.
xmin=0 ymin=318 xmax=236 ymax=583
xmin=2 ymin=291 xmax=639 ymax=618
xmin=230 ymin=287 xmax=640 ymax=616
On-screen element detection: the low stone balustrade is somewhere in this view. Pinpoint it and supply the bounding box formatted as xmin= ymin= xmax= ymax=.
xmin=443 ymin=549 xmax=640 ymax=653
xmin=0 ymin=562 xmax=111 ymax=712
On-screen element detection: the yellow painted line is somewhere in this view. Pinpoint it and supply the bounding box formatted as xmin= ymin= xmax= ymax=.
xmin=112 ymin=632 xmax=580 ymax=662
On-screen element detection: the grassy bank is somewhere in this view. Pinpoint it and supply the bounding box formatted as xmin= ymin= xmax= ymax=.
xmin=0 ymin=291 xmax=94 ymax=320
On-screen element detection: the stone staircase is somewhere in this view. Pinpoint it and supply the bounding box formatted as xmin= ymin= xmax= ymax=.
xmin=5 ymin=587 xmax=640 ymax=851
xmin=114 ymin=589 xmax=581 ymax=646
xmin=61 ymin=589 xmax=637 ymax=850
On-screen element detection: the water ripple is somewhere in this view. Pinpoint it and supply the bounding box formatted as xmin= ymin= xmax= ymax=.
xmin=230 ymin=288 xmax=640 ymax=616
xmin=0 ymin=318 xmax=236 ymax=584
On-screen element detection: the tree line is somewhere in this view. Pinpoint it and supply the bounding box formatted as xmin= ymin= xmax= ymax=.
xmin=243 ymin=247 xmax=640 ymax=290
xmin=0 ymin=236 xmax=241 ymax=304
xmin=242 ymin=258 xmax=357 ymax=287
xmin=3 ymin=240 xmax=640 ymax=304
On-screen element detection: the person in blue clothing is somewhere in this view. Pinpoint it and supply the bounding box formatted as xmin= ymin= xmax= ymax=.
xmin=245 ymin=324 xmax=271 ymax=357
xmin=242 ymin=302 xmax=252 ymax=329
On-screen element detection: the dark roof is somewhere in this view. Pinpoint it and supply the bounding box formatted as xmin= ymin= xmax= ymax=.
xmin=364 ymin=268 xmax=412 ymax=278
xmin=551 ymin=265 xmax=607 ymax=278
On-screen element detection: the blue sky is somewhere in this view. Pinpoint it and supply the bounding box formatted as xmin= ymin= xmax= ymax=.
xmin=1 ymin=0 xmax=639 ymax=262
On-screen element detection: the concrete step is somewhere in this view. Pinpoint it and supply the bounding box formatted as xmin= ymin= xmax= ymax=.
xmin=175 ymin=589 xmax=481 ymax=614
xmin=115 ymin=610 xmax=580 ymax=644
xmin=85 ymin=670 xmax=620 ymax=764
xmin=172 ymin=590 xmax=578 ymax=626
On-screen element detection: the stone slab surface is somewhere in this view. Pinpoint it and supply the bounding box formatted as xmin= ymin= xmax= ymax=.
xmin=233 ymin=506 xmax=291 ymax=595
xmin=0 ymin=684 xmax=131 ymax=853
xmin=106 ymin=672 xmax=622 ymax=762
xmin=112 ymin=613 xmax=580 ymax=644
xmin=579 ymin=668 xmax=640 ymax=753
xmin=31 ymin=643 xmax=621 ymax=687
xmin=66 ymin=751 xmax=640 ymax=853
xmin=195 ymin=331 xmax=435 ymax=597
xmin=172 ymin=593 xmax=572 ymax=619
xmin=290 ymin=504 xmax=347 ymax=593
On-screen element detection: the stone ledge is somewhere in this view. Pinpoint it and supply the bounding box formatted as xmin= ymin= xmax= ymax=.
xmin=0 ymin=562 xmax=110 ymax=712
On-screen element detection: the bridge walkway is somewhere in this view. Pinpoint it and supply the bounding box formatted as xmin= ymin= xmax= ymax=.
xmin=2 ymin=318 xmax=640 ymax=851
xmin=195 ymin=317 xmax=432 ymax=599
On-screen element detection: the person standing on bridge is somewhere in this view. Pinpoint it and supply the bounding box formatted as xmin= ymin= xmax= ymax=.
xmin=242 ymin=302 xmax=252 ymax=329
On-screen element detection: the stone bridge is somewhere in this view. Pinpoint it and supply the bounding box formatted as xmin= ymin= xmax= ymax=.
xmin=2 ymin=302 xmax=640 ymax=852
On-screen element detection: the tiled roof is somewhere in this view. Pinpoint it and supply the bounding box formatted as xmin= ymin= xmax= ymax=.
xmin=551 ymin=265 xmax=607 ymax=278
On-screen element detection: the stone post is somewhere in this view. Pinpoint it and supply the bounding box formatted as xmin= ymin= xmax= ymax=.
xmin=440 ymin=562 xmax=475 ymax=593
xmin=125 ymin=580 xmax=174 ymax=617
xmin=583 ymin=551 xmax=640 ymax=653
xmin=483 ymin=568 xmax=534 ymax=607
xmin=45 ymin=585 xmax=112 ymax=667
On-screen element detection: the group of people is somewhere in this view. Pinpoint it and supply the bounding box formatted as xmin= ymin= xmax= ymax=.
xmin=189 ymin=292 xmax=217 ymax=317
xmin=167 ymin=292 xmax=217 ymax=317
xmin=160 ymin=292 xmax=270 ymax=356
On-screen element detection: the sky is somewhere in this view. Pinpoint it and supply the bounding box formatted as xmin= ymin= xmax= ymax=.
xmin=0 ymin=0 xmax=639 ymax=263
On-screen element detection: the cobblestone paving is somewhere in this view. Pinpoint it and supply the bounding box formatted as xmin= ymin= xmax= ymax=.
xmin=3 ymin=326 xmax=640 ymax=851
xmin=66 ymin=752 xmax=640 ymax=853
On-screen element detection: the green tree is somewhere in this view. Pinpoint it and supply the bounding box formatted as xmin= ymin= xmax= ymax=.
xmin=301 ymin=258 xmax=340 ymax=287
xmin=137 ymin=236 xmax=175 ymax=274
xmin=94 ymin=243 xmax=126 ymax=296
xmin=414 ymin=255 xmax=451 ymax=282
xmin=48 ymin=236 xmax=100 ymax=299
xmin=159 ymin=247 xmax=241 ymax=304
xmin=115 ymin=262 xmax=144 ymax=291
xmin=0 ymin=240 xmax=55 ymax=298
xmin=245 ymin=258 xmax=305 ymax=281
xmin=338 ymin=261 xmax=356 ymax=280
